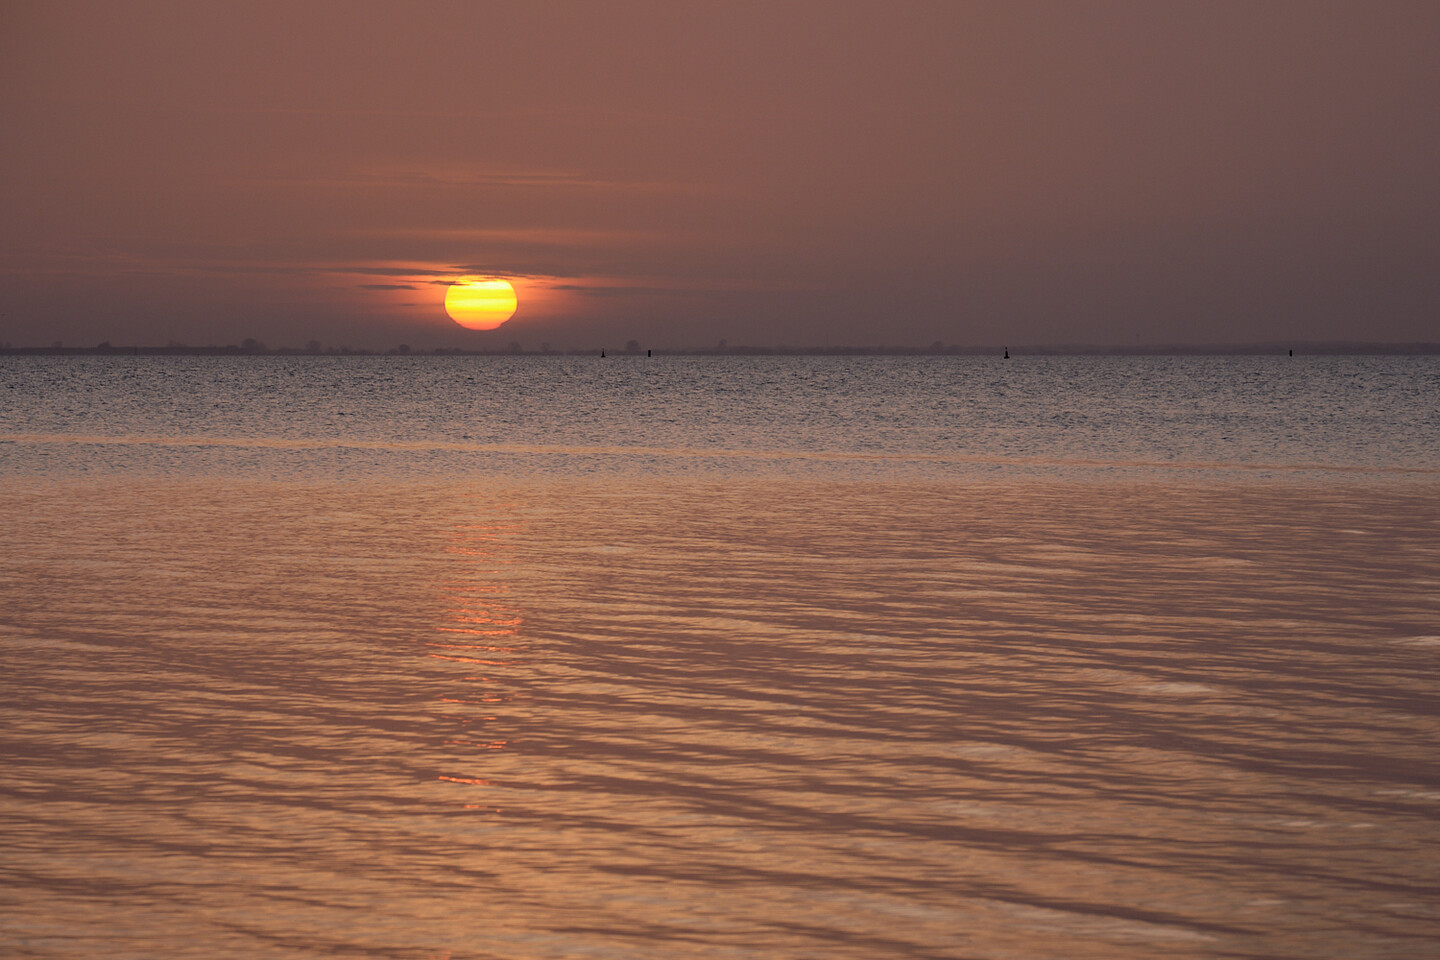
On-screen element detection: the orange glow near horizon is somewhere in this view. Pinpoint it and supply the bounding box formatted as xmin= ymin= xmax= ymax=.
xmin=445 ymin=279 xmax=517 ymax=330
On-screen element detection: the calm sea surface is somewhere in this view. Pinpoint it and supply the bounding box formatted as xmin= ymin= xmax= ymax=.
xmin=2 ymin=356 xmax=1438 ymax=958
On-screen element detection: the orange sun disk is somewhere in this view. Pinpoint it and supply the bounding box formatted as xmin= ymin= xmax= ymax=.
xmin=445 ymin=279 xmax=517 ymax=330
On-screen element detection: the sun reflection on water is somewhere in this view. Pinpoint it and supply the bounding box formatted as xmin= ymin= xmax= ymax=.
xmin=430 ymin=516 xmax=527 ymax=811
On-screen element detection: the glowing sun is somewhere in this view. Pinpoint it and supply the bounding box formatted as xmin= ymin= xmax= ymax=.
xmin=445 ymin=278 xmax=517 ymax=330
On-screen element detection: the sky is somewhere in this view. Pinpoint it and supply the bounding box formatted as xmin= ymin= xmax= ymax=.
xmin=2 ymin=0 xmax=1437 ymax=350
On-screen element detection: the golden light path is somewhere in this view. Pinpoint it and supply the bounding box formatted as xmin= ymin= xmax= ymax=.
xmin=445 ymin=279 xmax=517 ymax=330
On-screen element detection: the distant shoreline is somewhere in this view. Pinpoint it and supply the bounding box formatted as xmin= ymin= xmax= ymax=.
xmin=2 ymin=341 xmax=1438 ymax=357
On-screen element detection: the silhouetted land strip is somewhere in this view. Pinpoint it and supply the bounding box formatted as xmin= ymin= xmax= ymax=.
xmin=5 ymin=341 xmax=1439 ymax=357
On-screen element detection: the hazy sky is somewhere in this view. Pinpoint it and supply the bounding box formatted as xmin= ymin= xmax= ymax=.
xmin=3 ymin=0 xmax=1437 ymax=349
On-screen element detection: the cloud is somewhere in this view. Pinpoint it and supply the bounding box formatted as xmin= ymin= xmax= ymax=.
xmin=356 ymin=227 xmax=682 ymax=246
xmin=348 ymin=265 xmax=457 ymax=277
xmin=550 ymin=283 xmax=732 ymax=300
xmin=231 ymin=167 xmax=702 ymax=194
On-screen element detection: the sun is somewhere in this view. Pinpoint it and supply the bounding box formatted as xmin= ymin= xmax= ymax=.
xmin=445 ymin=278 xmax=517 ymax=330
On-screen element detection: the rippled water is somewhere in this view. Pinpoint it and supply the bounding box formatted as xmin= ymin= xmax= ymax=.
xmin=3 ymin=354 xmax=1439 ymax=479
xmin=2 ymin=357 xmax=1438 ymax=958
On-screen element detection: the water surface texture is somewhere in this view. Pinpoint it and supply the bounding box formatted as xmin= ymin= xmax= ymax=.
xmin=2 ymin=356 xmax=1438 ymax=959
xmin=3 ymin=354 xmax=1438 ymax=478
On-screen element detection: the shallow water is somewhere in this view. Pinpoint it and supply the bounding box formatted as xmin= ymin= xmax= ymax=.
xmin=2 ymin=357 xmax=1438 ymax=958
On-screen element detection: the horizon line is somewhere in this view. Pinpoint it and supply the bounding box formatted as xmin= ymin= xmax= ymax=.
xmin=4 ymin=339 xmax=1440 ymax=358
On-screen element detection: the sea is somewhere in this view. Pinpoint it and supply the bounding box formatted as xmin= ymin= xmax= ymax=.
xmin=2 ymin=354 xmax=1438 ymax=959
